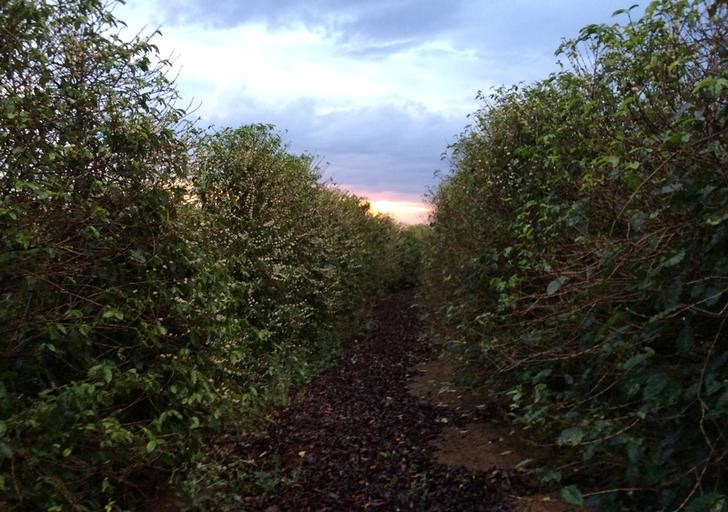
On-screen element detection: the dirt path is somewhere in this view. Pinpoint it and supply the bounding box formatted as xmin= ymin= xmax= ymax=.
xmin=242 ymin=290 xmax=526 ymax=511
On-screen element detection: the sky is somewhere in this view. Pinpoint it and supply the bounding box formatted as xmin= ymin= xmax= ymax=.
xmin=116 ymin=0 xmax=637 ymax=223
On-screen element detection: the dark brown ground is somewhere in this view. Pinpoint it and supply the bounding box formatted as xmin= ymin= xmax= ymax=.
xmin=406 ymin=339 xmax=568 ymax=512
xmin=240 ymin=290 xmax=531 ymax=511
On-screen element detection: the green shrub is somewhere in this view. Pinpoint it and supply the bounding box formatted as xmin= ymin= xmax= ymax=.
xmin=428 ymin=1 xmax=727 ymax=509
xmin=0 ymin=2 xmax=415 ymax=509
xmin=0 ymin=1 xmax=207 ymax=509
xmin=391 ymin=225 xmax=431 ymax=289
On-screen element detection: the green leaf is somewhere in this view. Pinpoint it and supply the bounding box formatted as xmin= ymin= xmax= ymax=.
xmin=630 ymin=211 xmax=647 ymax=232
xmin=90 ymin=204 xmax=110 ymax=221
xmin=547 ymin=276 xmax=568 ymax=295
xmin=661 ymin=250 xmax=685 ymax=269
xmin=561 ymin=485 xmax=584 ymax=506
xmin=102 ymin=308 xmax=124 ymax=320
xmin=557 ymin=427 xmax=584 ymax=446
xmin=15 ymin=232 xmax=33 ymax=249
xmin=693 ymin=77 xmax=728 ymax=98
xmin=539 ymin=467 xmax=562 ymax=484
xmin=624 ymin=352 xmax=649 ymax=371
xmin=605 ymin=155 xmax=620 ymax=167
xmin=130 ymin=249 xmax=147 ymax=263
xmin=705 ymin=210 xmax=728 ymax=227
xmin=658 ymin=183 xmax=683 ymax=194
xmin=145 ymin=439 xmax=157 ymax=453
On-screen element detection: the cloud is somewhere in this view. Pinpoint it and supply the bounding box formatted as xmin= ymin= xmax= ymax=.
xmin=331 ymin=186 xmax=432 ymax=225
xmin=146 ymin=21 xmax=487 ymax=119
xmin=217 ymin=99 xmax=461 ymax=192
xmin=153 ymin=0 xmax=466 ymax=45
xmin=369 ymin=199 xmax=431 ymax=225
xmin=338 ymin=40 xmax=419 ymax=60
xmin=115 ymin=0 xmax=636 ymax=202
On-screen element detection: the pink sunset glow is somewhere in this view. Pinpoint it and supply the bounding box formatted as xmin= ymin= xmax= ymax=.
xmin=347 ymin=187 xmax=432 ymax=225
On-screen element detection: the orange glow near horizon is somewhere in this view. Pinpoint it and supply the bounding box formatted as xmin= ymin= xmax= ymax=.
xmin=330 ymin=184 xmax=431 ymax=225
xmin=369 ymin=199 xmax=431 ymax=225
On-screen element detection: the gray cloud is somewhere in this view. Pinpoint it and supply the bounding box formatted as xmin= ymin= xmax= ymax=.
xmin=208 ymin=98 xmax=463 ymax=193
xmin=158 ymin=0 xmax=466 ymax=51
xmin=158 ymin=0 xmax=634 ymax=53
xmin=159 ymin=0 xmax=337 ymax=28
xmin=153 ymin=0 xmax=639 ymax=81
xmin=338 ymin=40 xmax=418 ymax=60
xmin=135 ymin=0 xmax=641 ymax=198
xmin=332 ymin=1 xmax=465 ymax=45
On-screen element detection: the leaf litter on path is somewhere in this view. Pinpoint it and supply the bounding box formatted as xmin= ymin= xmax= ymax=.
xmin=242 ymin=290 xmax=527 ymax=511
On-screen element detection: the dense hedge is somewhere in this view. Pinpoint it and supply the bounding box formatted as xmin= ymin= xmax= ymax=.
xmin=428 ymin=1 xmax=727 ymax=510
xmin=0 ymin=2 xmax=414 ymax=510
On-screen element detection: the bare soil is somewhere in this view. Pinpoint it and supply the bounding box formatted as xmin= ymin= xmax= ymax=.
xmin=406 ymin=333 xmax=568 ymax=512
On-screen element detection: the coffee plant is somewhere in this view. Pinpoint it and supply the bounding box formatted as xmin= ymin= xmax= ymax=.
xmin=427 ymin=1 xmax=727 ymax=510
xmin=0 ymin=1 xmax=416 ymax=509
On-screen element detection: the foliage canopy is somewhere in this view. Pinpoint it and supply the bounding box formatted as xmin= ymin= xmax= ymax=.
xmin=0 ymin=1 xmax=418 ymax=509
xmin=428 ymin=1 xmax=727 ymax=509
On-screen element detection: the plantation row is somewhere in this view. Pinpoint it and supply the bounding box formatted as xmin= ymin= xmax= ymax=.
xmin=426 ymin=1 xmax=727 ymax=510
xmin=0 ymin=2 xmax=423 ymax=509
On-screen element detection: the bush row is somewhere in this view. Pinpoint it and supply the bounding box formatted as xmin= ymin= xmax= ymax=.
xmin=0 ymin=2 xmax=414 ymax=509
xmin=427 ymin=1 xmax=727 ymax=510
